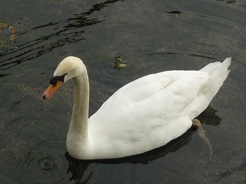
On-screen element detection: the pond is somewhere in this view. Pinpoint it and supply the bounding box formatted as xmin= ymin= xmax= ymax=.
xmin=0 ymin=0 xmax=246 ymax=183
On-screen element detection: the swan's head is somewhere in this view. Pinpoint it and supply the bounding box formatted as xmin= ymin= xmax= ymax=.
xmin=43 ymin=56 xmax=85 ymax=99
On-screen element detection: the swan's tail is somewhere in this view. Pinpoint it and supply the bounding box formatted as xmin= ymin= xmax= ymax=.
xmin=200 ymin=57 xmax=231 ymax=77
xmin=187 ymin=58 xmax=231 ymax=119
xmin=200 ymin=57 xmax=231 ymax=94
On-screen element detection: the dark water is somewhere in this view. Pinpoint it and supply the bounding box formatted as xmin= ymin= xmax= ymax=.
xmin=0 ymin=0 xmax=246 ymax=183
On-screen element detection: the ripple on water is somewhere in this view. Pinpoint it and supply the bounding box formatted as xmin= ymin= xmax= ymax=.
xmin=14 ymin=139 xmax=71 ymax=184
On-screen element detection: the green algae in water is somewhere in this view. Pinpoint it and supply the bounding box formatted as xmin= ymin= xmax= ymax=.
xmin=97 ymin=52 xmax=110 ymax=61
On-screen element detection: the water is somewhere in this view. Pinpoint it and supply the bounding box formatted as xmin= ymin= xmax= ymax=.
xmin=0 ymin=0 xmax=246 ymax=183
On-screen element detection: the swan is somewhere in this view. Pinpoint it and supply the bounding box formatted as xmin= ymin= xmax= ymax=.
xmin=42 ymin=56 xmax=231 ymax=160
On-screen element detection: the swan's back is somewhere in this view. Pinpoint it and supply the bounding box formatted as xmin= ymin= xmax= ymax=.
xmin=87 ymin=58 xmax=231 ymax=159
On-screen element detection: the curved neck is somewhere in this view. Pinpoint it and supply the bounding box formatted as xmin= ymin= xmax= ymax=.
xmin=69 ymin=69 xmax=89 ymax=138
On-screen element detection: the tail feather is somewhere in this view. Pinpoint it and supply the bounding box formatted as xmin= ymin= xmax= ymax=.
xmin=200 ymin=57 xmax=231 ymax=74
xmin=201 ymin=57 xmax=231 ymax=93
xmin=189 ymin=57 xmax=231 ymax=118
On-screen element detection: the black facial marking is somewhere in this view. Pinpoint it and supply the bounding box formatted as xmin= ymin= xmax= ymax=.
xmin=50 ymin=73 xmax=67 ymax=86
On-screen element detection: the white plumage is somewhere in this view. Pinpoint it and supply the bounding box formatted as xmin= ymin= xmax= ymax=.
xmin=43 ymin=56 xmax=231 ymax=160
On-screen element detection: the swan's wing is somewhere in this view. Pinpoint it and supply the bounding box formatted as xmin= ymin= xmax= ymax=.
xmin=88 ymin=71 xmax=209 ymax=157
xmin=105 ymin=72 xmax=172 ymax=106
xmin=97 ymin=70 xmax=208 ymax=110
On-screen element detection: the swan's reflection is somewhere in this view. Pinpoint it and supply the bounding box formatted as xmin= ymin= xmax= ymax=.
xmin=65 ymin=105 xmax=221 ymax=183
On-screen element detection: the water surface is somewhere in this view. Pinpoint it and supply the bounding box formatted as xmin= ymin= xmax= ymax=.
xmin=0 ymin=0 xmax=246 ymax=183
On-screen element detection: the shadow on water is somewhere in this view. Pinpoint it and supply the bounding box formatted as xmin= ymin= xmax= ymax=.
xmin=65 ymin=132 xmax=195 ymax=184
xmin=0 ymin=0 xmax=121 ymax=77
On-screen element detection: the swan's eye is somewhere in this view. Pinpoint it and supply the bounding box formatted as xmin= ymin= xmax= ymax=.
xmin=50 ymin=73 xmax=67 ymax=86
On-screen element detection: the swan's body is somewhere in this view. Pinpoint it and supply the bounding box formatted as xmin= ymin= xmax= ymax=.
xmin=43 ymin=56 xmax=231 ymax=160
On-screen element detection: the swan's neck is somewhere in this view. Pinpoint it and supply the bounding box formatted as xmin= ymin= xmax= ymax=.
xmin=69 ymin=70 xmax=89 ymax=139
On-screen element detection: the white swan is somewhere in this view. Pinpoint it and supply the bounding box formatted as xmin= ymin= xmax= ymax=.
xmin=43 ymin=56 xmax=231 ymax=160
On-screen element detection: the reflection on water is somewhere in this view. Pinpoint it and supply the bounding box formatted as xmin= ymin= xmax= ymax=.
xmin=0 ymin=0 xmax=121 ymax=77
xmin=0 ymin=0 xmax=246 ymax=183
xmin=65 ymin=130 xmax=197 ymax=183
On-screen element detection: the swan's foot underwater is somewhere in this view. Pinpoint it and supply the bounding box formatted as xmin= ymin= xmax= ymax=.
xmin=192 ymin=119 xmax=213 ymax=161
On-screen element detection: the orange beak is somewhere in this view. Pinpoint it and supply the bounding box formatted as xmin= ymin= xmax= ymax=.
xmin=43 ymin=80 xmax=63 ymax=99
